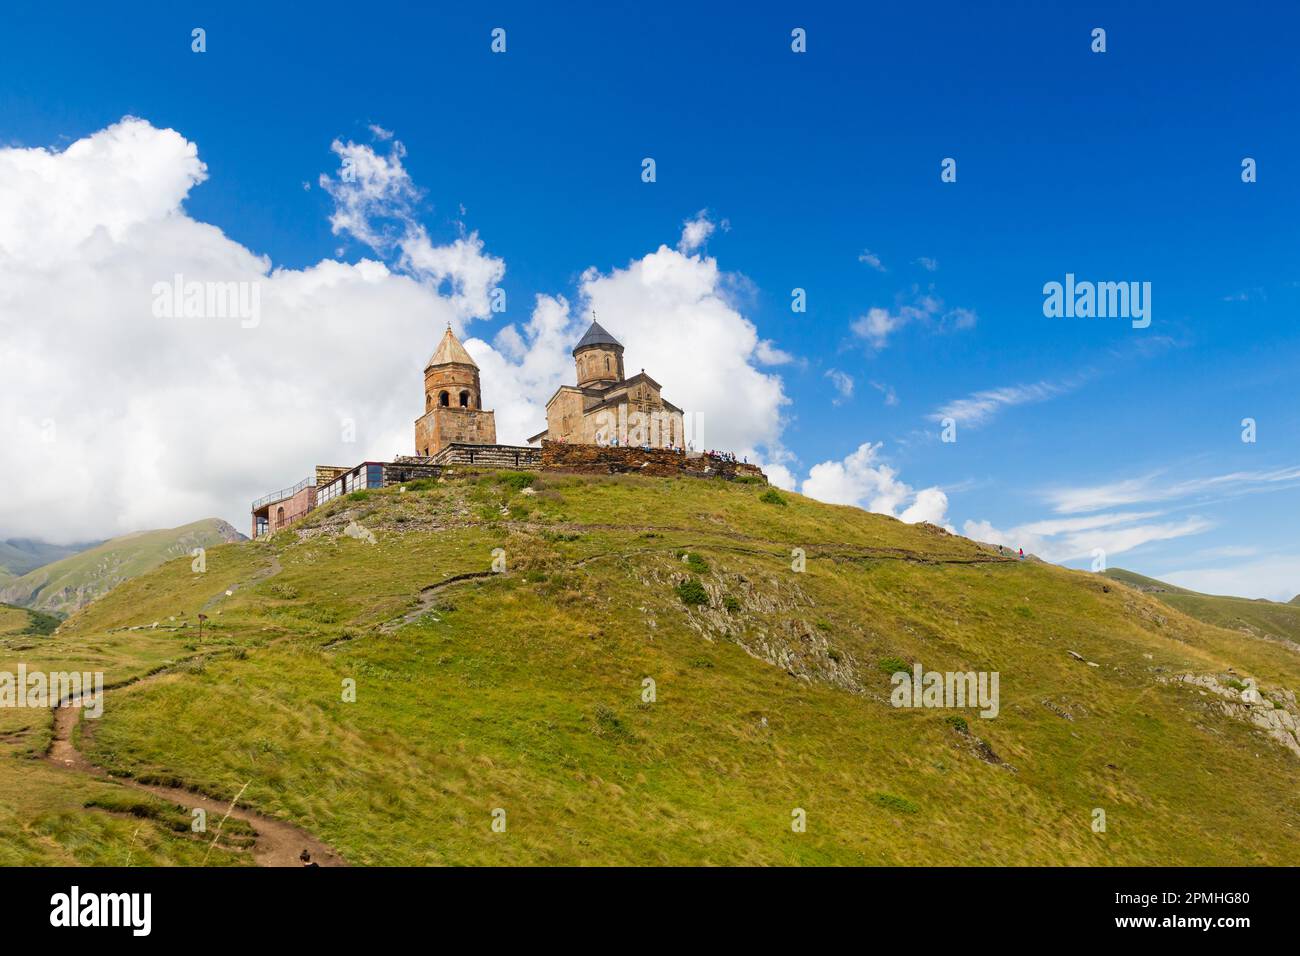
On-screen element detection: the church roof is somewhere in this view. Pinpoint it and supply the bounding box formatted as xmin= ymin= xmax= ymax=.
xmin=426 ymin=325 xmax=478 ymax=369
xmin=572 ymin=320 xmax=623 ymax=354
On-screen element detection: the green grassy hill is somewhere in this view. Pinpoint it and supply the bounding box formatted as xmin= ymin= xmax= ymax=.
xmin=1104 ymin=568 xmax=1300 ymax=648
xmin=2 ymin=473 xmax=1298 ymax=866
xmin=0 ymin=603 xmax=60 ymax=639
xmin=0 ymin=519 xmax=245 ymax=617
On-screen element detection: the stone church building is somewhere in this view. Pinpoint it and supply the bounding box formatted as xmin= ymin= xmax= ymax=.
xmin=252 ymin=318 xmax=694 ymax=538
xmin=528 ymin=320 xmax=685 ymax=449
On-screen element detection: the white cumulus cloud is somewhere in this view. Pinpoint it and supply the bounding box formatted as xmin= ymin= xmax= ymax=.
xmin=801 ymin=442 xmax=949 ymax=527
xmin=677 ymin=210 xmax=716 ymax=254
xmin=0 ymin=120 xmax=517 ymax=541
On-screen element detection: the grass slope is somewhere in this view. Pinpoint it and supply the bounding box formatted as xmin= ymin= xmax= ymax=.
xmin=0 ymin=519 xmax=246 ymax=617
xmin=1105 ymin=568 xmax=1300 ymax=647
xmin=2 ymin=474 xmax=1298 ymax=866
xmin=0 ymin=603 xmax=60 ymax=638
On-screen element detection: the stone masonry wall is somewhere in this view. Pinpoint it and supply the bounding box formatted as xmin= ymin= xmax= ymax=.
xmin=414 ymin=407 xmax=497 ymax=458
xmin=430 ymin=443 xmax=541 ymax=469
xmin=540 ymin=441 xmax=767 ymax=483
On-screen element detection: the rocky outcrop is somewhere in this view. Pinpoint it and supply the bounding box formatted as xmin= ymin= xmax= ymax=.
xmin=1166 ymin=672 xmax=1300 ymax=758
xmin=631 ymin=555 xmax=860 ymax=692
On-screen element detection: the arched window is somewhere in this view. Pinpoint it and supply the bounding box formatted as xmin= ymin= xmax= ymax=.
xmin=276 ymin=506 xmax=285 ymax=528
xmin=459 ymin=390 xmax=470 ymax=408
xmin=426 ymin=393 xmax=432 ymax=411
xmin=439 ymin=391 xmax=450 ymax=407
xmin=605 ymin=355 xmax=611 ymax=372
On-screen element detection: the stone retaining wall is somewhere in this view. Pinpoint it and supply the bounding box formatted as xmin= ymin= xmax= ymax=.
xmin=539 ymin=441 xmax=767 ymax=483
xmin=426 ymin=443 xmax=542 ymax=469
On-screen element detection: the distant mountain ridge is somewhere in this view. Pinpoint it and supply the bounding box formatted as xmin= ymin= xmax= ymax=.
xmin=0 ymin=538 xmax=99 ymax=582
xmin=1104 ymin=568 xmax=1300 ymax=647
xmin=0 ymin=519 xmax=246 ymax=616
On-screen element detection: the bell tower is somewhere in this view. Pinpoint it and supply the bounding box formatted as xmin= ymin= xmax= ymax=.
xmin=414 ymin=324 xmax=496 ymax=457
xmin=572 ymin=319 xmax=625 ymax=389
xmin=423 ymin=324 xmax=482 ymax=412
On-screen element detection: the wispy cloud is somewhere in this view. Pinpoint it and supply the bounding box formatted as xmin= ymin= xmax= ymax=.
xmin=965 ymin=460 xmax=1300 ymax=577
xmin=1162 ymin=555 xmax=1300 ymax=603
xmin=1220 ymin=287 xmax=1264 ymax=303
xmin=1044 ymin=466 xmax=1300 ymax=514
xmin=318 ymin=135 xmax=504 ymax=319
xmin=858 ymin=249 xmax=886 ymax=272
xmin=851 ymin=292 xmax=977 ymax=349
xmin=929 ymin=379 xmax=1078 ymax=429
xmin=963 ymin=511 xmax=1213 ymax=564
xmin=1187 ymin=544 xmax=1258 ymax=560
xmin=1164 ymin=556 xmax=1294 ymax=600
xmin=824 ymin=368 xmax=854 ymax=404
xmin=870 ymin=380 xmax=898 ymax=406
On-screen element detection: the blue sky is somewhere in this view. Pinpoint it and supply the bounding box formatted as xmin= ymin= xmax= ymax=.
xmin=2 ymin=1 xmax=1298 ymax=598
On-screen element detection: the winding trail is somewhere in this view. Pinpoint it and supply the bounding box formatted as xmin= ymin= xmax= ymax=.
xmin=46 ymin=553 xmax=344 ymax=868
xmin=48 ymin=700 xmax=344 ymax=867
xmin=375 ymin=570 xmax=496 ymax=635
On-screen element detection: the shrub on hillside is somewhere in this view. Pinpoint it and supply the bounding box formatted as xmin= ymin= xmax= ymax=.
xmin=680 ymin=552 xmax=709 ymax=573
xmin=872 ymin=792 xmax=920 ymax=814
xmin=878 ymin=656 xmax=910 ymax=676
xmin=24 ymin=609 xmax=60 ymax=636
xmin=759 ymin=489 xmax=787 ymax=506
xmin=676 ymin=578 xmax=709 ymax=606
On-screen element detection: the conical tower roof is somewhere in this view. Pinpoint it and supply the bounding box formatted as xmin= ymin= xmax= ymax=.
xmin=572 ymin=320 xmax=623 ymax=355
xmin=426 ymin=325 xmax=478 ymax=369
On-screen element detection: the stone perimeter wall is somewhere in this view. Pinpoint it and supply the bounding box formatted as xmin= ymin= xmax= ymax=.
xmin=539 ymin=441 xmax=767 ymax=483
xmin=424 ymin=443 xmax=541 ymax=469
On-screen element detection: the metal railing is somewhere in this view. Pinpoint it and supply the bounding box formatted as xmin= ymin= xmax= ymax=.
xmin=251 ymin=476 xmax=314 ymax=511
